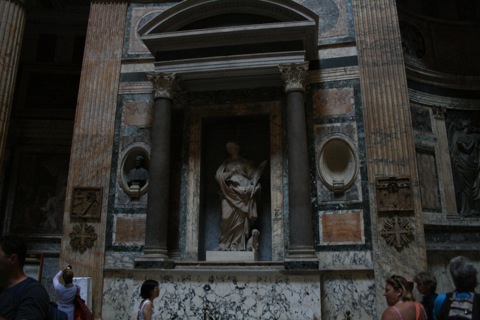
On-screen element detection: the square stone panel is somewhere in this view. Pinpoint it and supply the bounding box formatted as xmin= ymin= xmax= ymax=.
xmin=113 ymin=214 xmax=146 ymax=245
xmin=321 ymin=211 xmax=364 ymax=244
xmin=313 ymin=87 xmax=354 ymax=118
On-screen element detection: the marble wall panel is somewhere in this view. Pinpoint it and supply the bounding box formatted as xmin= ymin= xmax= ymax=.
xmin=104 ymin=251 xmax=142 ymax=269
xmin=415 ymin=149 xmax=441 ymax=212
xmin=321 ymin=271 xmax=376 ymax=319
xmin=113 ymin=214 xmax=146 ymax=245
xmin=313 ymin=87 xmax=355 ymax=119
xmin=102 ymin=273 xmax=321 ymax=320
xmin=317 ymin=250 xmax=373 ymax=270
xmin=122 ymin=99 xmax=153 ymax=127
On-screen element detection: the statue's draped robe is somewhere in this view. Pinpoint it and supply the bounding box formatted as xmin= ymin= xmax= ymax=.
xmin=215 ymin=156 xmax=263 ymax=250
xmin=450 ymin=128 xmax=480 ymax=216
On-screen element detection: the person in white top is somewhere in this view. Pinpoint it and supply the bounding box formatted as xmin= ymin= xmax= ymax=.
xmin=137 ymin=279 xmax=160 ymax=320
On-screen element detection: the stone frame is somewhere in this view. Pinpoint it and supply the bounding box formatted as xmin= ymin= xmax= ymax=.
xmin=185 ymin=101 xmax=284 ymax=261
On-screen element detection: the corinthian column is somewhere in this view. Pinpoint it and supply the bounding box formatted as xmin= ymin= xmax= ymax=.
xmin=279 ymin=62 xmax=317 ymax=268
xmin=0 ymin=0 xmax=26 ymax=169
xmin=135 ymin=72 xmax=176 ymax=268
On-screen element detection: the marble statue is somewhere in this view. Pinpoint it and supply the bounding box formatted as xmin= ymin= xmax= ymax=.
xmin=449 ymin=121 xmax=480 ymax=216
xmin=215 ymin=141 xmax=266 ymax=251
xmin=127 ymin=155 xmax=149 ymax=190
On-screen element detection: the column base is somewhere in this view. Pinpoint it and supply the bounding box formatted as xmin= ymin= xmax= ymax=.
xmin=134 ymin=248 xmax=174 ymax=269
xmin=284 ymin=247 xmax=318 ymax=270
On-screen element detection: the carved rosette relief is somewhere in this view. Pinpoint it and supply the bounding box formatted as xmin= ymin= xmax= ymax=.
xmin=69 ymin=223 xmax=98 ymax=253
xmin=147 ymin=72 xmax=177 ymax=99
xmin=278 ymin=62 xmax=309 ymax=93
xmin=376 ymin=176 xmax=413 ymax=213
xmin=381 ymin=216 xmax=414 ymax=250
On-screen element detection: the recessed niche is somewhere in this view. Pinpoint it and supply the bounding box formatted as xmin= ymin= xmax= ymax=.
xmin=317 ymin=135 xmax=358 ymax=194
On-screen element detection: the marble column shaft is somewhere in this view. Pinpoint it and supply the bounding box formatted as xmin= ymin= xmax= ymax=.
xmin=60 ymin=2 xmax=127 ymax=317
xmin=0 ymin=0 xmax=26 ymax=169
xmin=352 ymin=0 xmax=427 ymax=315
xmin=279 ymin=63 xmax=316 ymax=262
xmin=142 ymin=72 xmax=176 ymax=259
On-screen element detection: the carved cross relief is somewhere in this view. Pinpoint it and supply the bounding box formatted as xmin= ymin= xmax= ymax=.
xmin=380 ymin=216 xmax=414 ymax=250
xmin=69 ymin=187 xmax=102 ymax=253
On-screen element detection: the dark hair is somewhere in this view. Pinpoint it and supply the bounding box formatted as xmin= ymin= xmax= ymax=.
xmin=414 ymin=271 xmax=437 ymax=292
xmin=386 ymin=274 xmax=413 ymax=301
xmin=62 ymin=268 xmax=74 ymax=284
xmin=0 ymin=235 xmax=27 ymax=267
xmin=140 ymin=279 xmax=159 ymax=299
xmin=449 ymin=256 xmax=478 ymax=292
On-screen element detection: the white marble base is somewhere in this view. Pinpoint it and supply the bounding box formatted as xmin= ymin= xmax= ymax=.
xmin=206 ymin=250 xmax=258 ymax=262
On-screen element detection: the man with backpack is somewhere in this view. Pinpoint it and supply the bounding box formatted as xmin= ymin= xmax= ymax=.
xmin=434 ymin=256 xmax=479 ymax=320
xmin=0 ymin=235 xmax=50 ymax=320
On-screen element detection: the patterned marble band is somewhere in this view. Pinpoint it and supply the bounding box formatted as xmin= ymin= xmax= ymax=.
xmin=146 ymin=72 xmax=177 ymax=100
xmin=278 ymin=62 xmax=309 ymax=93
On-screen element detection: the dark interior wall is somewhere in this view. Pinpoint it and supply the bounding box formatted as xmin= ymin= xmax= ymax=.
xmin=199 ymin=115 xmax=271 ymax=261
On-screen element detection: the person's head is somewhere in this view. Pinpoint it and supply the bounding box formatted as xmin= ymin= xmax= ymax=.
xmin=0 ymin=235 xmax=27 ymax=268
xmin=414 ymin=271 xmax=437 ymax=295
xmin=140 ymin=279 xmax=160 ymax=300
xmin=384 ymin=275 xmax=413 ymax=306
xmin=0 ymin=235 xmax=28 ymax=285
xmin=62 ymin=268 xmax=74 ymax=285
xmin=448 ymin=256 xmax=478 ymax=292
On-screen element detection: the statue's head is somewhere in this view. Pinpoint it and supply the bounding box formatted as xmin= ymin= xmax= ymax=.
xmin=226 ymin=141 xmax=240 ymax=155
xmin=135 ymin=155 xmax=144 ymax=167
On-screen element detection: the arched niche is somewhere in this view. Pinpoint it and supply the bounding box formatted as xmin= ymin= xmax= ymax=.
xmin=138 ymin=0 xmax=319 ymax=91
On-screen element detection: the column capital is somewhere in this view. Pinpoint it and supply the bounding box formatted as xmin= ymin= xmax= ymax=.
xmin=278 ymin=62 xmax=309 ymax=93
xmin=432 ymin=105 xmax=446 ymax=120
xmin=147 ymin=72 xmax=177 ymax=100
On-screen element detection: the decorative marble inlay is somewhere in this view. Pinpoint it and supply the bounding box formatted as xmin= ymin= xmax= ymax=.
xmin=381 ymin=216 xmax=414 ymax=250
xmin=69 ymin=223 xmax=98 ymax=253
xmin=278 ymin=62 xmax=309 ymax=93
xmin=71 ymin=187 xmax=103 ymax=219
xmin=376 ymin=176 xmax=413 ymax=213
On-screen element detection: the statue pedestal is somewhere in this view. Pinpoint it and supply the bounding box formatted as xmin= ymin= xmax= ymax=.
xmin=206 ymin=250 xmax=258 ymax=262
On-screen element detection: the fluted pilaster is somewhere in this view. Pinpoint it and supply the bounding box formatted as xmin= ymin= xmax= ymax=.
xmin=352 ymin=0 xmax=426 ymax=315
xmin=0 ymin=0 xmax=26 ymax=169
xmin=61 ymin=2 xmax=128 ymax=316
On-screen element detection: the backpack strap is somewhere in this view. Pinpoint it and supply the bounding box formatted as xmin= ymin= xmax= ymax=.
xmin=437 ymin=292 xmax=454 ymax=320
